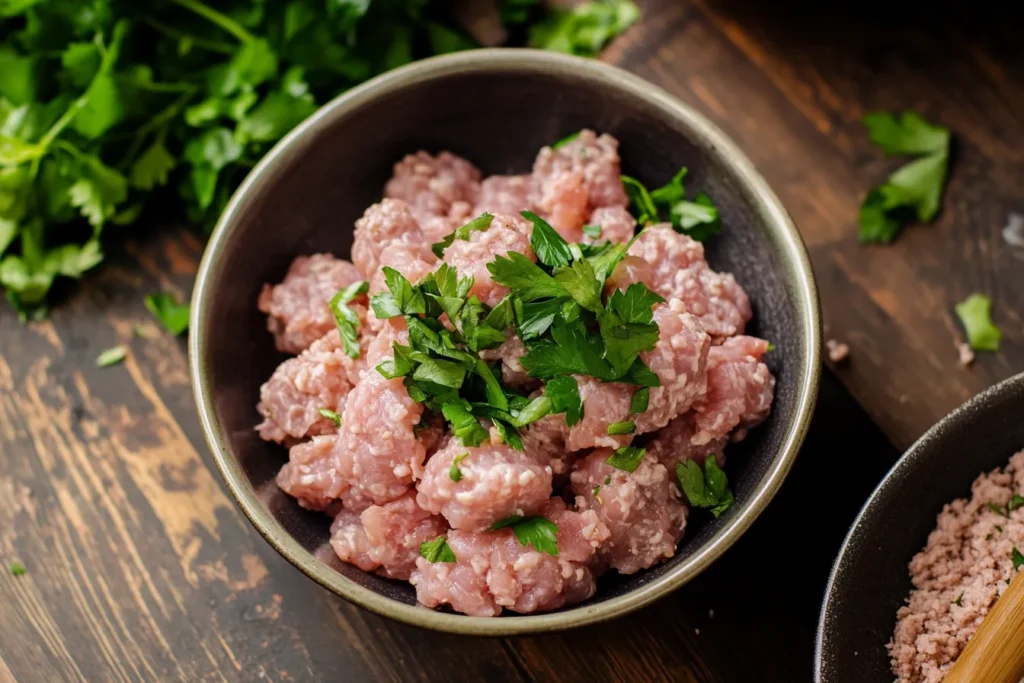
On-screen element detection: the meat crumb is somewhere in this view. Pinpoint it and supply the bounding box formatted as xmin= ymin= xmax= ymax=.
xmin=889 ymin=450 xmax=1024 ymax=683
xmin=826 ymin=339 xmax=849 ymax=364
xmin=957 ymin=342 xmax=975 ymax=367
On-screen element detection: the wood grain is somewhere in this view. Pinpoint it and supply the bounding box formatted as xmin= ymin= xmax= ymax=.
xmin=1 ymin=0 xmax=1020 ymax=680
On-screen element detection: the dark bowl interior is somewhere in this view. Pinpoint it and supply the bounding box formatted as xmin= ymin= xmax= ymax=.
xmin=192 ymin=50 xmax=819 ymax=632
xmin=816 ymin=373 xmax=1024 ymax=681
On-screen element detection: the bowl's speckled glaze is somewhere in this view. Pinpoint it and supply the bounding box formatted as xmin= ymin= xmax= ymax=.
xmin=816 ymin=372 xmax=1024 ymax=681
xmin=189 ymin=49 xmax=820 ymax=635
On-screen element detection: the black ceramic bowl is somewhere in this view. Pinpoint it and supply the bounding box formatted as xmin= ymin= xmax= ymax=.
xmin=816 ymin=373 xmax=1024 ymax=681
xmin=189 ymin=49 xmax=820 ymax=634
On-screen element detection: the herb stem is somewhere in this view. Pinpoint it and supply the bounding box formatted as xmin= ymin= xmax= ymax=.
xmin=140 ymin=16 xmax=236 ymax=54
xmin=170 ymin=0 xmax=255 ymax=43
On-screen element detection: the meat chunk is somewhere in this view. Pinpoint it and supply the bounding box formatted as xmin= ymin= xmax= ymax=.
xmin=330 ymin=492 xmax=449 ymax=580
xmin=442 ymin=213 xmax=535 ymax=307
xmin=479 ymin=334 xmax=536 ymax=390
xmin=605 ymin=255 xmax=652 ymax=295
xmin=256 ymin=329 xmax=367 ymax=444
xmin=384 ymin=151 xmax=481 ymax=226
xmin=587 ymin=206 xmax=636 ymax=244
xmin=258 ymin=254 xmax=365 ymax=354
xmin=565 ymin=377 xmax=634 ymax=452
xmin=277 ymin=435 xmax=346 ymax=511
xmin=416 ymin=439 xmax=552 ymax=532
xmin=691 ymin=335 xmax=775 ymax=445
xmin=335 ymin=368 xmax=426 ymax=510
xmin=521 ymin=410 xmax=575 ymax=481
xmin=634 ymin=300 xmax=712 ymax=433
xmin=370 ymin=242 xmax=436 ymax=295
xmin=475 ymin=174 xmax=533 ymax=216
xmin=644 ymin=412 xmax=728 ymax=471
xmin=570 ymin=449 xmax=688 ymax=574
xmin=410 ymin=498 xmax=609 ymax=615
xmin=627 ymin=226 xmax=751 ymax=339
xmin=351 ymin=199 xmax=432 ymax=281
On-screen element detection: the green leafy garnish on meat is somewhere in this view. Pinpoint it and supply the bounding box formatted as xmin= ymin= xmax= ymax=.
xmin=1009 ymin=495 xmax=1024 ymax=512
xmin=96 ymin=345 xmax=127 ymax=367
xmin=630 ymin=387 xmax=649 ymax=415
xmin=9 ymin=562 xmax=26 ymax=576
xmin=545 ymin=375 xmax=582 ymax=427
xmin=0 ymin=1 xmax=639 ymax=318
xmin=329 ymin=280 xmax=368 ymax=358
xmin=449 ymin=452 xmax=468 ymax=482
xmin=524 ymin=211 xmax=573 ymax=268
xmin=420 ymin=536 xmax=456 ymax=563
xmin=1014 ymin=547 xmax=1024 ymax=572
xmin=145 ymin=293 xmax=190 ymax=335
xmin=317 ymin=407 xmax=342 ymax=427
xmin=488 ymin=514 xmax=560 ymax=556
xmin=622 ymin=167 xmax=722 ymax=241
xmin=606 ymin=421 xmax=635 ymax=435
xmin=431 ymin=213 xmax=494 ymax=258
xmin=955 ymin=293 xmax=1001 ymax=352
xmin=859 ymin=111 xmax=951 ymax=243
xmin=676 ymin=456 xmax=734 ymax=518
xmin=606 ymin=446 xmax=645 ymax=472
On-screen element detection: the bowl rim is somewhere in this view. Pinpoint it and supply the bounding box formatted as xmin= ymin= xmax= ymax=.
xmin=189 ymin=48 xmax=821 ymax=635
xmin=814 ymin=372 xmax=1024 ymax=679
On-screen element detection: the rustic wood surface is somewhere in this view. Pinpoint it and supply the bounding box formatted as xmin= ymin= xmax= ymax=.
xmin=1 ymin=1 xmax=1021 ymax=681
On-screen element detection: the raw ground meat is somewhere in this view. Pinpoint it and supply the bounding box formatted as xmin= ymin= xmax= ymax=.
xmin=644 ymin=412 xmax=728 ymax=471
xmin=351 ymin=199 xmax=432 ymax=280
xmin=442 ymin=213 xmax=535 ymax=307
xmin=532 ymin=130 xmax=628 ymax=241
xmin=475 ymin=174 xmax=533 ymax=216
xmin=691 ymin=335 xmax=775 ymax=445
xmin=384 ymin=151 xmax=481 ymax=226
xmin=571 ymin=449 xmax=688 ymax=574
xmin=410 ymin=497 xmax=609 ymax=616
xmin=627 ymin=226 xmax=752 ymax=339
xmin=587 ymin=205 xmax=636 ymax=244
xmin=565 ymin=378 xmax=634 ymax=452
xmin=258 ymin=254 xmax=366 ymax=354
xmin=605 ymin=255 xmax=653 ymax=295
xmin=479 ymin=334 xmax=537 ymax=390
xmin=889 ymin=451 xmax=1024 ymax=683
xmin=256 ymin=329 xmax=367 ymax=444
xmin=521 ymin=410 xmax=575 ymax=481
xmin=334 ymin=369 xmax=426 ymax=510
xmin=416 ymin=439 xmax=553 ymax=532
xmin=370 ymin=242 xmax=437 ymax=295
xmin=330 ymin=492 xmax=448 ymax=580
xmin=276 ymin=435 xmax=345 ymax=511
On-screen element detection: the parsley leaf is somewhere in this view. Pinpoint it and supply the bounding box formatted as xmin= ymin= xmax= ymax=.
xmin=675 ymin=456 xmax=734 ymax=517
xmin=329 ymin=280 xmax=368 ymax=358
xmin=630 ymin=387 xmax=649 ymax=415
xmin=488 ymin=515 xmax=559 ymax=555
xmin=955 ymin=293 xmax=1001 ymax=352
xmin=96 ymin=345 xmax=126 ymax=367
xmin=862 ymin=111 xmax=950 ymax=156
xmin=606 ymin=446 xmax=645 ymax=472
xmin=551 ymin=131 xmax=580 ymax=149
xmin=441 ymin=400 xmax=490 ymax=447
xmin=988 ymin=502 xmax=1010 ymax=519
xmin=953 ymin=592 xmax=963 ymax=607
xmin=449 ymin=452 xmax=468 ymax=482
xmin=608 ymin=282 xmax=664 ymax=324
xmin=621 ymin=175 xmax=658 ymax=224
xmin=1009 ymin=494 xmax=1024 ymax=512
xmin=524 ymin=210 xmax=572 ymax=268
xmin=607 ymin=421 xmax=635 ymax=435
xmin=487 ymin=252 xmax=567 ymax=302
xmin=420 ymin=536 xmax=456 ymax=563
xmin=318 ymin=407 xmax=342 ymax=427
xmin=432 ymin=213 xmax=494 ymax=258
xmin=553 ymin=257 xmax=602 ymax=312
xmin=528 ymin=0 xmax=639 ymax=57
xmin=650 ymin=167 xmax=687 ymax=205
xmin=582 ymin=223 xmax=602 ymax=239
xmin=9 ymin=561 xmax=25 ymax=576
xmin=413 ymin=358 xmax=468 ymax=389
xmin=145 ymin=293 xmax=190 ymax=336
xmin=671 ymin=193 xmax=721 ymax=242
xmin=545 ymin=375 xmax=582 ymax=426
xmin=510 ymin=395 xmax=553 ymax=427
xmin=1015 ymin=547 xmax=1024 ymax=571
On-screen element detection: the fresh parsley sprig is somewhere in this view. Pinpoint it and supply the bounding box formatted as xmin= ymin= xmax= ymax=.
xmin=622 ymin=167 xmax=721 ymax=241
xmin=675 ymin=456 xmax=734 ymax=518
xmin=488 ymin=514 xmax=560 ymax=556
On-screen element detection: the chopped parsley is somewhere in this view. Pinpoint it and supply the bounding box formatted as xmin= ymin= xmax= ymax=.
xmin=525 ymin=211 xmax=573 ymax=268
xmin=545 ymin=375 xmax=582 ymax=426
xmin=317 ymin=408 xmax=342 ymax=427
xmin=552 ymin=131 xmax=580 ymax=149
xmin=329 ymin=280 xmax=368 ymax=358
xmin=449 ymin=452 xmax=468 ymax=482
xmin=630 ymin=387 xmax=649 ymax=415
xmin=1009 ymin=495 xmax=1024 ymax=512
xmin=582 ymin=224 xmax=602 ymax=239
xmin=9 ymin=562 xmax=26 ymax=576
xmin=95 ymin=345 xmax=126 ymax=367
xmin=859 ymin=111 xmax=951 ymax=243
xmin=622 ymin=167 xmax=721 ymax=241
xmin=955 ymin=294 xmax=1002 ymax=352
xmin=604 ymin=475 xmax=611 ymax=485
xmin=145 ymin=292 xmax=190 ymax=336
xmin=592 ymin=484 xmax=602 ymax=496
xmin=488 ymin=514 xmax=559 ymax=556
xmin=1014 ymin=547 xmax=1024 ymax=572
xmin=953 ymin=592 xmax=963 ymax=607
xmin=606 ymin=446 xmax=645 ymax=472
xmin=607 ymin=421 xmax=635 ymax=435
xmin=432 ymin=213 xmax=495 ymax=258
xmin=988 ymin=501 xmax=1010 ymax=519
xmin=676 ymin=456 xmax=734 ymax=518
xmin=420 ymin=536 xmax=456 ymax=563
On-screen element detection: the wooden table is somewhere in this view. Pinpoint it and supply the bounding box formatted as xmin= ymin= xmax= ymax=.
xmin=2 ymin=1 xmax=1021 ymax=680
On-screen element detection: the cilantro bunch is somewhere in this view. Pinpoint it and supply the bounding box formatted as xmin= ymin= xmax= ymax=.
xmin=0 ymin=0 xmax=639 ymax=320
xmin=622 ymin=166 xmax=721 ymax=241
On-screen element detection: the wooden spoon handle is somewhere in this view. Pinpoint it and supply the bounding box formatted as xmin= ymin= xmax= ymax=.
xmin=945 ymin=569 xmax=1024 ymax=683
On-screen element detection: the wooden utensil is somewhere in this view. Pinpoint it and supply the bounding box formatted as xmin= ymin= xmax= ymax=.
xmin=945 ymin=568 xmax=1024 ymax=683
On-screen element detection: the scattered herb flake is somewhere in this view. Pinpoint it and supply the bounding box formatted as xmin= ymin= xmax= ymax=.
xmin=988 ymin=501 xmax=1010 ymax=518
xmin=329 ymin=280 xmax=368 ymax=358
xmin=317 ymin=407 xmax=342 ymax=427
xmin=449 ymin=452 xmax=469 ymax=482
xmin=675 ymin=456 xmax=734 ymax=518
xmin=95 ymin=345 xmax=126 ymax=367
xmin=606 ymin=446 xmax=645 ymax=472
xmin=145 ymin=293 xmax=190 ymax=336
xmin=1009 ymin=494 xmax=1024 ymax=512
xmin=420 ymin=536 xmax=456 ymax=563
xmin=955 ymin=294 xmax=1002 ymax=352
xmin=9 ymin=562 xmax=25 ymax=576
xmin=630 ymin=387 xmax=649 ymax=415
xmin=1014 ymin=547 xmax=1024 ymax=571
xmin=552 ymin=131 xmax=580 ymax=149
xmin=953 ymin=592 xmax=963 ymax=607
xmin=606 ymin=421 xmax=635 ymax=436
xmin=488 ymin=514 xmax=560 ymax=555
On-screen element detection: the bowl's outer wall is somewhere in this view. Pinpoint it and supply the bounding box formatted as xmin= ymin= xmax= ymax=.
xmin=193 ymin=52 xmax=819 ymax=632
xmin=816 ymin=375 xmax=1024 ymax=681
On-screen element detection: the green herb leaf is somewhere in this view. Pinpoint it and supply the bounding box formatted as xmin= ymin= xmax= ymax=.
xmin=988 ymin=502 xmax=1010 ymax=518
xmin=1008 ymin=494 xmax=1024 ymax=512
xmin=442 ymin=400 xmax=490 ymax=447
xmin=329 ymin=281 xmax=368 ymax=358
xmin=650 ymin=167 xmax=687 ymax=206
xmin=671 ymin=193 xmax=721 ymax=242
xmin=318 ymin=407 xmax=342 ymax=427
xmin=675 ymin=456 xmax=734 ymax=517
xmin=511 ymin=395 xmax=553 ymax=427
xmin=553 ymin=257 xmax=602 ymax=312
xmin=449 ymin=452 xmax=468 ymax=482
xmin=9 ymin=561 xmax=25 ymax=576
xmin=621 ymin=175 xmax=658 ymax=224
xmin=607 ymin=421 xmax=635 ymax=435
xmin=523 ymin=210 xmax=572 ymax=268
xmin=96 ymin=345 xmax=126 ymax=367
xmin=953 ymin=592 xmax=963 ymax=607
xmin=545 ymin=375 xmax=582 ymax=426
xmin=432 ymin=213 xmax=494 ymax=258
xmin=420 ymin=536 xmax=456 ymax=563
xmin=487 ymin=251 xmax=567 ymax=302
xmin=862 ymin=111 xmax=950 ymax=157
xmin=1014 ymin=547 xmax=1024 ymax=571
xmin=955 ymin=294 xmax=1001 ymax=352
xmin=413 ymin=358 xmax=468 ymax=389
xmin=528 ymin=1 xmax=640 ymax=58
xmin=630 ymin=387 xmax=649 ymax=415
xmin=145 ymin=293 xmax=190 ymax=335
xmin=552 ymin=131 xmax=580 ymax=149
xmin=608 ymin=282 xmax=664 ymax=324
xmin=488 ymin=515 xmax=559 ymax=555
xmin=606 ymin=446 xmax=645 ymax=472
xmin=582 ymin=223 xmax=602 ymax=239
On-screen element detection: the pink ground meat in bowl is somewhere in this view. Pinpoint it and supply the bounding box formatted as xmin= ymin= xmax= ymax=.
xmin=190 ymin=51 xmax=819 ymax=635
